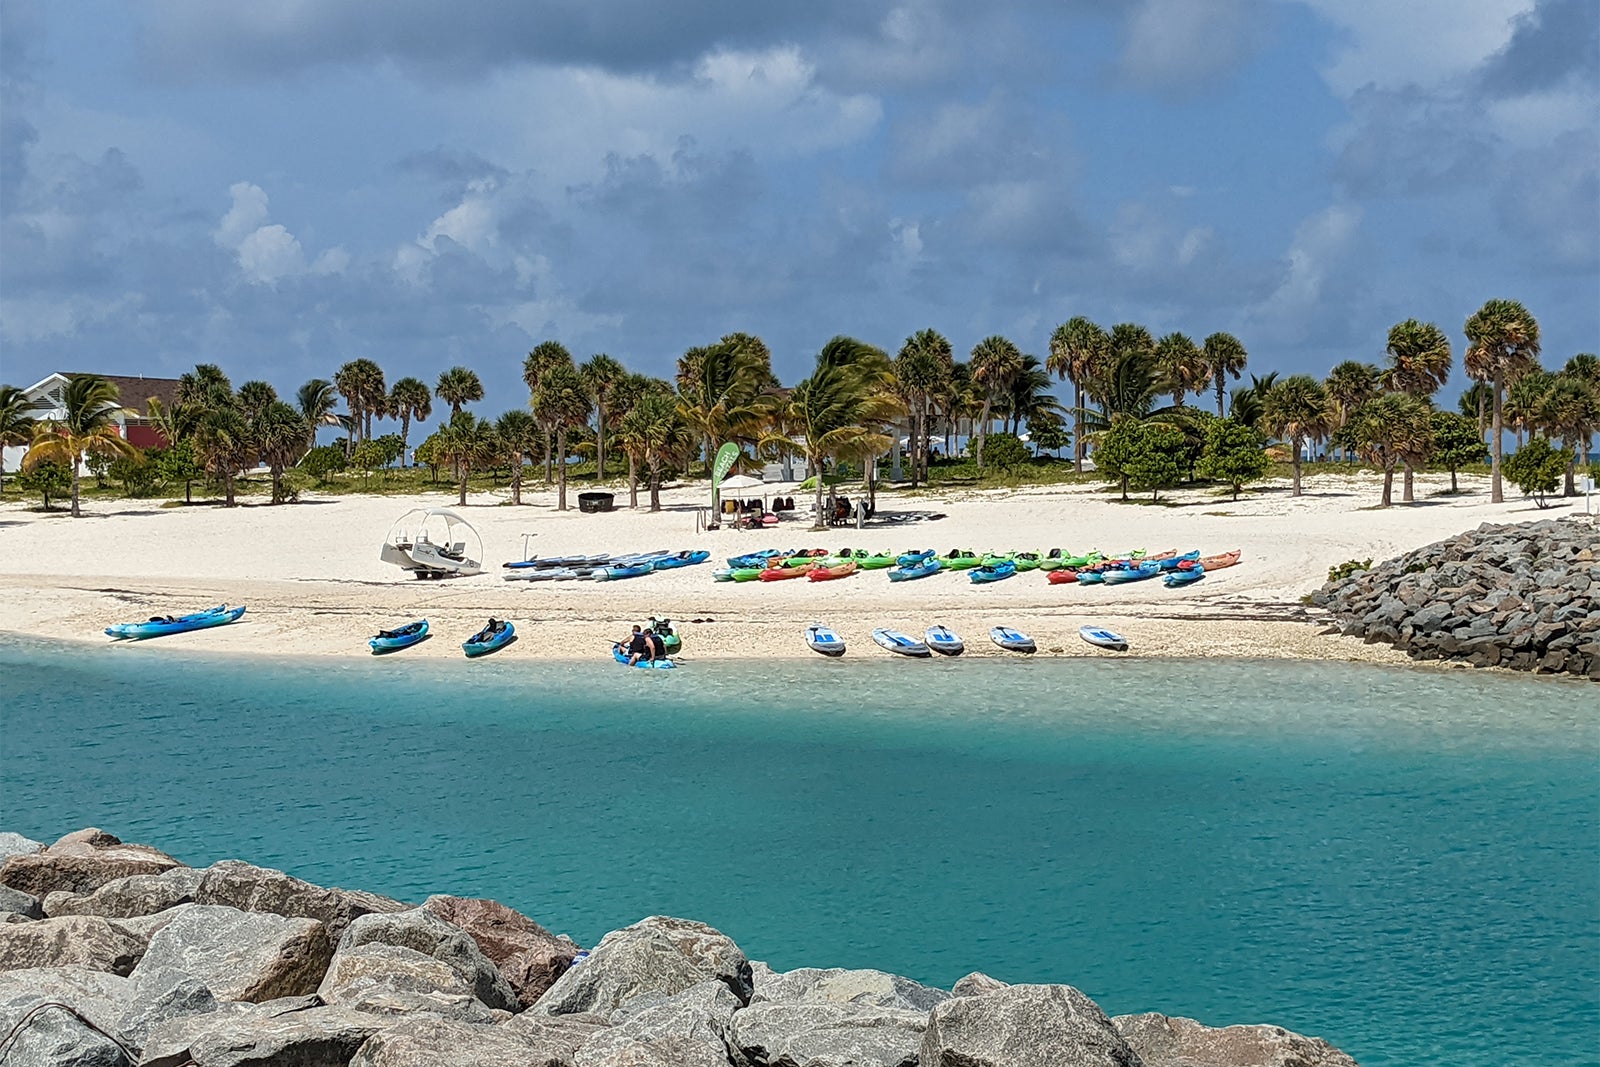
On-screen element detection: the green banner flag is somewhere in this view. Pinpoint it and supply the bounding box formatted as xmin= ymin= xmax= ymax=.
xmin=710 ymin=442 xmax=740 ymax=516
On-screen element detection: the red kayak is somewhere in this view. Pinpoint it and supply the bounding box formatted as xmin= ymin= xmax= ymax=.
xmin=808 ymin=560 xmax=859 ymax=581
xmin=760 ymin=565 xmax=811 ymax=581
xmin=1046 ymin=568 xmax=1079 ymax=584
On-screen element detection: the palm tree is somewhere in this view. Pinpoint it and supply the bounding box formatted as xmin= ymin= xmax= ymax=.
xmin=1325 ymin=361 xmax=1380 ymax=462
xmin=495 ymin=409 xmax=540 ymax=505
xmin=1228 ymin=372 xmax=1279 ymax=432
xmin=20 ymin=375 xmax=135 ymax=517
xmin=1537 ymin=372 xmax=1599 ymax=496
xmin=771 ymin=337 xmax=898 ymax=525
xmin=433 ymin=412 xmax=496 ymax=507
xmin=1457 ymin=382 xmax=1493 ymax=435
xmin=675 ymin=339 xmax=768 ymax=474
xmin=532 ymin=363 xmax=593 ymax=511
xmin=388 ymin=377 xmax=432 ymax=464
xmin=617 ymin=390 xmax=693 ymax=511
xmin=1047 ymin=317 xmax=1110 ymax=473
xmin=1349 ymin=393 xmax=1433 ymax=507
xmin=1155 ymin=332 xmax=1206 ymax=408
xmin=1564 ymin=353 xmax=1599 ymax=386
xmin=522 ymin=342 xmax=574 ymax=481
xmin=177 ymin=364 xmax=234 ymax=411
xmin=194 ymin=406 xmax=253 ymax=507
xmin=611 ymin=375 xmax=674 ymax=507
xmin=1464 ymin=298 xmax=1541 ymax=503
xmin=435 ymin=366 xmax=484 ymax=418
xmin=1504 ymin=369 xmax=1554 ymax=450
xmin=895 ymin=330 xmax=953 ymax=487
xmin=1202 ymin=332 xmax=1248 ymax=417
xmin=1381 ymin=319 xmax=1452 ymax=500
xmin=253 ymin=401 xmax=309 ymax=504
xmin=1262 ymin=375 xmax=1331 ymax=497
xmin=579 ymin=354 xmax=626 ymax=481
xmin=296 ymin=379 xmax=340 ymax=450
xmin=333 ymin=361 xmax=367 ymax=454
xmin=0 ymin=384 xmax=32 ymax=495
xmin=1003 ymin=356 xmax=1066 ymax=437
xmin=236 ymin=380 xmax=279 ymax=421
xmin=969 ymin=335 xmax=1023 ymax=469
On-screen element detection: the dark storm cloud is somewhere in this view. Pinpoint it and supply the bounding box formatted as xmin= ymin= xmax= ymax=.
xmin=1476 ymin=0 xmax=1600 ymax=97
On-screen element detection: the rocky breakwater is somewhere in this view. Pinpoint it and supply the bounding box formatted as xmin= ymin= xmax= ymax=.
xmin=1 ymin=828 xmax=1362 ymax=1066
xmin=1313 ymin=517 xmax=1599 ymax=680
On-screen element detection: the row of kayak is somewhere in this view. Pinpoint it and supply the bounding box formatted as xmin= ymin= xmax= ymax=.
xmin=805 ymin=623 xmax=1129 ymax=657
xmin=504 ymin=549 xmax=710 ymax=582
xmin=711 ymin=548 xmax=1240 ymax=586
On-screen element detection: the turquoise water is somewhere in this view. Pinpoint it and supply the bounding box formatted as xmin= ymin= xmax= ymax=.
xmin=2 ymin=636 xmax=1596 ymax=1066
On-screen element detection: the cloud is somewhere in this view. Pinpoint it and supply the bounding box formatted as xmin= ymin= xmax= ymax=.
xmin=1493 ymin=127 xmax=1600 ymax=270
xmin=1331 ymin=85 xmax=1492 ymax=197
xmin=1117 ymin=0 xmax=1271 ymax=91
xmin=213 ymin=181 xmax=347 ymax=285
xmin=1245 ymin=203 xmax=1365 ymax=344
xmin=1476 ymin=0 xmax=1600 ymax=97
xmin=1301 ymin=0 xmax=1533 ymax=95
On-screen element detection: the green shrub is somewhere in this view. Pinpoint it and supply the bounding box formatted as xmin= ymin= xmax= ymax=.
xmin=18 ymin=460 xmax=70 ymax=509
xmin=981 ymin=432 xmax=1029 ymax=471
xmin=1502 ymin=437 xmax=1567 ymax=508
xmin=300 ymin=445 xmax=347 ymax=484
xmin=1328 ymin=558 xmax=1372 ymax=582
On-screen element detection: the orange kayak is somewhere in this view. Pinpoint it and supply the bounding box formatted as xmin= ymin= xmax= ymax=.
xmin=808 ymin=560 xmax=859 ymax=581
xmin=1198 ymin=549 xmax=1242 ymax=570
xmin=1046 ymin=568 xmax=1079 ymax=584
xmin=760 ymin=565 xmax=811 ymax=581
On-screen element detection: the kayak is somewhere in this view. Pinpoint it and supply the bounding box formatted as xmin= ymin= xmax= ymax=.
xmin=1076 ymin=570 xmax=1105 ymax=585
xmin=370 ymin=619 xmax=428 ymax=653
xmin=943 ymin=550 xmax=981 ymax=570
xmin=1079 ymin=625 xmax=1128 ymax=651
xmin=106 ymin=605 xmax=245 ymax=640
xmin=1046 ymin=568 xmax=1079 ymax=585
xmin=805 ymin=623 xmax=847 ymax=657
xmin=1156 ymin=550 xmax=1200 ymax=572
xmin=897 ymin=549 xmax=935 ymax=567
xmin=728 ymin=549 xmax=785 ymax=569
xmin=652 ymin=550 xmax=711 ymax=570
xmin=1101 ymin=561 xmax=1161 ymax=584
xmin=759 ymin=564 xmax=811 ymax=581
xmin=780 ymin=549 xmax=829 ymax=569
xmin=1060 ymin=551 xmax=1101 ymax=568
xmin=969 ymin=560 xmax=1017 ymax=584
xmin=1164 ymin=565 xmax=1205 ymax=587
xmin=612 ymin=644 xmax=676 ymax=669
xmin=643 ymin=618 xmax=682 ymax=654
xmin=989 ymin=626 xmax=1036 ymax=653
xmin=808 ymin=560 xmax=858 ymax=581
xmin=872 ymin=628 xmax=931 ymax=658
xmin=1198 ymin=549 xmax=1243 ymax=570
xmin=463 ymin=618 xmax=514 ymax=657
xmin=888 ymin=558 xmax=941 ymax=582
xmin=980 ymin=553 xmax=1015 ymax=568
xmin=730 ymin=568 xmax=764 ymax=582
xmin=839 ymin=550 xmax=894 ymax=569
xmin=600 ymin=562 xmax=655 ymax=580
xmin=1012 ymin=553 xmax=1043 ymax=572
xmin=924 ymin=625 xmax=964 ymax=656
xmin=713 ymin=568 xmax=735 ymax=582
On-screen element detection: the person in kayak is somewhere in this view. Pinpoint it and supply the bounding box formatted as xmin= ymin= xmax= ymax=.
xmin=647 ymin=630 xmax=667 ymax=661
xmin=623 ymin=625 xmax=650 ymax=665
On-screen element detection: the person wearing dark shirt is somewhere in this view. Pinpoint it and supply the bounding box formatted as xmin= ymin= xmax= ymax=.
xmin=624 ymin=625 xmax=649 ymax=665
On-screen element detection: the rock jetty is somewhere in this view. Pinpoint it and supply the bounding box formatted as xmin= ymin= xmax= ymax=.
xmin=0 ymin=828 xmax=1362 ymax=1066
xmin=1313 ymin=518 xmax=1599 ymax=680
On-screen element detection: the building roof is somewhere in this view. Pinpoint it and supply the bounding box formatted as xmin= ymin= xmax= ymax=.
xmin=63 ymin=373 xmax=183 ymax=418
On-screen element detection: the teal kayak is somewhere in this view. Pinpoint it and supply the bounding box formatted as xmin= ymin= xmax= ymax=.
xmin=370 ymin=619 xmax=428 ymax=653
xmin=105 ymin=605 xmax=245 ymax=640
xmin=613 ymin=645 xmax=676 ymax=669
xmin=463 ymin=618 xmax=514 ymax=657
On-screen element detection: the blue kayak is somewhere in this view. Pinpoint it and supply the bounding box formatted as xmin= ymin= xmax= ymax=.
xmin=613 ymin=645 xmax=676 ymax=669
xmin=897 ymin=548 xmax=935 ymax=567
xmin=105 ymin=605 xmax=245 ymax=640
xmin=1163 ymin=564 xmax=1205 ymax=587
xmin=969 ymin=561 xmax=1017 ymax=584
xmin=601 ymin=562 xmax=655 ymax=580
xmin=370 ymin=619 xmax=428 ymax=653
xmin=888 ymin=558 xmax=942 ymax=582
xmin=651 ymin=550 xmax=710 ymax=570
xmin=463 ymin=618 xmax=514 ymax=657
xmin=728 ymin=549 xmax=785 ymax=569
xmin=1157 ymin=550 xmax=1201 ymax=572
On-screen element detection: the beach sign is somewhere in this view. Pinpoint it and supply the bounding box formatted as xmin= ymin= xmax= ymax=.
xmin=711 ymin=442 xmax=740 ymax=514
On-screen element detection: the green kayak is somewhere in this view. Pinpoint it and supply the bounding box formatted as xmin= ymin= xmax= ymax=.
xmin=1013 ymin=552 xmax=1043 ymax=571
xmin=731 ymin=567 xmax=763 ymax=582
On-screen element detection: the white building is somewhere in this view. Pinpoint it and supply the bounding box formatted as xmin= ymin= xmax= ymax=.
xmin=3 ymin=372 xmax=183 ymax=471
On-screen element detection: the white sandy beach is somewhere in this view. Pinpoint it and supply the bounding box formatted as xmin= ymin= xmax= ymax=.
xmin=0 ymin=471 xmax=1589 ymax=663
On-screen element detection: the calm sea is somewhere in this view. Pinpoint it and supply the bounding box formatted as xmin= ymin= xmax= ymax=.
xmin=2 ymin=636 xmax=1595 ymax=1066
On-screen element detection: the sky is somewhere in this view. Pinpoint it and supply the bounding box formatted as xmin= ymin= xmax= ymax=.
xmin=2 ymin=0 xmax=1596 ymax=441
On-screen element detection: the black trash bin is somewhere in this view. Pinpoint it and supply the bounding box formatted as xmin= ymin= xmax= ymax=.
xmin=578 ymin=492 xmax=615 ymax=513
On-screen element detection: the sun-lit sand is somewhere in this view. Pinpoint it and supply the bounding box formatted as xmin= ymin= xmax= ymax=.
xmin=1 ymin=470 xmax=1588 ymax=663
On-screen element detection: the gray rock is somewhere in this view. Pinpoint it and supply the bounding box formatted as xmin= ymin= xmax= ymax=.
xmin=581 ymin=1043 xmax=731 ymax=1067
xmin=420 ymin=894 xmax=581 ymax=1006
xmin=350 ymin=1014 xmax=593 ymax=1067
xmin=44 ymin=867 xmax=204 ymax=920
xmin=0 ymin=915 xmax=147 ymax=975
xmin=0 ymin=884 xmax=43 ymax=919
xmin=0 ymin=832 xmax=45 ymax=865
xmin=1113 ymin=1011 xmax=1359 ymax=1066
xmin=318 ymin=942 xmax=507 ymax=1024
xmin=749 ymin=966 xmax=950 ymax=1012
xmin=134 ymin=904 xmax=334 ymax=1002
xmin=501 ymin=1010 xmax=615 ymax=1059
xmin=141 ymin=1002 xmax=385 ymax=1067
xmin=951 ymin=971 xmax=1010 ymax=997
xmin=336 ymin=908 xmax=518 ymax=1012
xmin=577 ymin=979 xmax=739 ymax=1066
xmin=114 ymin=970 xmax=219 ymax=1055
xmin=534 ymin=916 xmax=752 ymax=1019
xmin=0 ymin=829 xmax=183 ymax=897
xmin=195 ymin=859 xmax=408 ymax=943
xmin=107 ymin=902 xmax=196 ymax=943
xmin=0 ymin=965 xmax=134 ymax=1066
xmin=731 ymin=1001 xmax=927 ymax=1067
xmin=920 ymin=984 xmax=1141 ymax=1067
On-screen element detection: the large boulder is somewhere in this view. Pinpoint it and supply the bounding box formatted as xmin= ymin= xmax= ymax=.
xmin=576 ymin=979 xmax=739 ymax=1067
xmin=141 ymin=1002 xmax=386 ymax=1067
xmin=114 ymin=970 xmax=220 ymax=1058
xmin=350 ymin=1014 xmax=603 ymax=1067
xmin=0 ymin=966 xmax=133 ymax=1067
xmin=920 ymin=984 xmax=1143 ymax=1067
xmin=44 ymin=867 xmax=204 ymax=919
xmin=730 ymin=1001 xmax=927 ymax=1067
xmin=0 ymin=883 xmax=43 ymax=919
xmin=534 ymin=916 xmax=752 ymax=1019
xmin=318 ymin=942 xmax=508 ymax=1024
xmin=750 ymin=965 xmax=950 ymax=1012
xmin=195 ymin=859 xmax=408 ymax=942
xmin=421 ymin=894 xmax=581 ymax=1004
xmin=336 ymin=908 xmax=518 ymax=1012
xmin=1113 ymin=1012 xmax=1360 ymax=1067
xmin=0 ymin=915 xmax=147 ymax=975
xmin=0 ymin=829 xmax=183 ymax=897
xmin=134 ymin=904 xmax=334 ymax=1002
